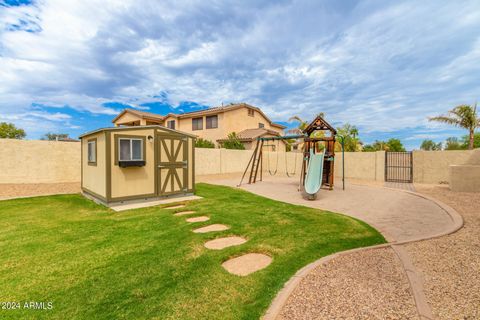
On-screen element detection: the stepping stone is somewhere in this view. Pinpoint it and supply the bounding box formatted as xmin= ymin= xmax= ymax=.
xmin=186 ymin=216 xmax=210 ymax=223
xmin=222 ymin=253 xmax=272 ymax=276
xmin=193 ymin=224 xmax=229 ymax=233
xmin=204 ymin=236 xmax=247 ymax=250
xmin=164 ymin=204 xmax=185 ymax=209
xmin=174 ymin=211 xmax=196 ymax=216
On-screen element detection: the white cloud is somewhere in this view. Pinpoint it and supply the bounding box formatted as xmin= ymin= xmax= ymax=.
xmin=0 ymin=0 xmax=479 ymax=143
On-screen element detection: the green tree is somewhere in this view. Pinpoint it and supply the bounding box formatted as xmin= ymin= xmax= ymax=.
xmin=41 ymin=133 xmax=70 ymax=141
xmin=362 ymin=139 xmax=405 ymax=152
xmin=386 ymin=138 xmax=406 ymax=151
xmin=336 ymin=123 xmax=362 ymax=152
xmin=0 ymin=122 xmax=26 ymax=139
xmin=444 ymin=137 xmax=463 ymax=150
xmin=461 ymin=132 xmax=480 ymax=149
xmin=363 ymin=140 xmax=388 ymax=152
xmin=420 ymin=139 xmax=442 ymax=151
xmin=429 ymin=103 xmax=480 ymax=150
xmin=195 ymin=138 xmax=215 ymax=148
xmin=221 ymin=132 xmax=245 ymax=150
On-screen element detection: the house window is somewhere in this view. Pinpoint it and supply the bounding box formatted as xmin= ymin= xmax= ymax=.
xmin=87 ymin=139 xmax=96 ymax=165
xmin=167 ymin=120 xmax=175 ymax=130
xmin=119 ymin=138 xmax=143 ymax=161
xmin=206 ymin=115 xmax=218 ymax=129
xmin=259 ymin=123 xmax=265 ymax=128
xmin=248 ymin=109 xmax=254 ymax=117
xmin=192 ymin=117 xmax=203 ymax=130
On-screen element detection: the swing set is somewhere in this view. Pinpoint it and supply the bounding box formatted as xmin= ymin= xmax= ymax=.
xmin=262 ymin=139 xmax=298 ymax=177
xmin=238 ymin=115 xmax=346 ymax=196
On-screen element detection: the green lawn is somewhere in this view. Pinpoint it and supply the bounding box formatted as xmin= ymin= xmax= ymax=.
xmin=0 ymin=183 xmax=385 ymax=320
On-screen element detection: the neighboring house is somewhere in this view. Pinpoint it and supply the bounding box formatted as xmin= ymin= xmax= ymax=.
xmin=217 ymin=128 xmax=286 ymax=151
xmin=112 ymin=103 xmax=286 ymax=149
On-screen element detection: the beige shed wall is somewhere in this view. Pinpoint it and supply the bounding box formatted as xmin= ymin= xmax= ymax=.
xmin=82 ymin=132 xmax=106 ymax=197
xmin=109 ymin=128 xmax=156 ymax=199
xmin=0 ymin=139 xmax=80 ymax=184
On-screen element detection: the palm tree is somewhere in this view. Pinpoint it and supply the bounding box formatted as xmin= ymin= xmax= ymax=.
xmin=287 ymin=116 xmax=308 ymax=135
xmin=287 ymin=113 xmax=326 ymax=151
xmin=429 ymin=103 xmax=480 ymax=150
xmin=287 ymin=112 xmax=325 ymax=135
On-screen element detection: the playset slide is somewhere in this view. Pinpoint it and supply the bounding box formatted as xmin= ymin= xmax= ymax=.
xmin=304 ymin=148 xmax=325 ymax=199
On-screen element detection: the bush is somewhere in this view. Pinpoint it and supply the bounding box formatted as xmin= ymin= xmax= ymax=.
xmin=221 ymin=132 xmax=245 ymax=150
xmin=195 ymin=138 xmax=215 ymax=148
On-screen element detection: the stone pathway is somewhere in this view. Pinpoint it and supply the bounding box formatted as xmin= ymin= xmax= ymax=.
xmin=174 ymin=210 xmax=196 ymax=216
xmin=222 ymin=253 xmax=272 ymax=276
xmin=169 ymin=205 xmax=271 ymax=277
xmin=193 ymin=224 xmax=229 ymax=233
xmin=186 ymin=216 xmax=209 ymax=223
xmin=204 ymin=236 xmax=247 ymax=250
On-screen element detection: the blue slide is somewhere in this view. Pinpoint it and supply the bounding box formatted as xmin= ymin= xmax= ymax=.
xmin=304 ymin=148 xmax=325 ymax=200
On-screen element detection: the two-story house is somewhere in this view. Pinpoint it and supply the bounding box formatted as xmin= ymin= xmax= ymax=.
xmin=112 ymin=103 xmax=286 ymax=150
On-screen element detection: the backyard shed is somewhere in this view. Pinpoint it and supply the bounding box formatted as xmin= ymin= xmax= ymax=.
xmin=79 ymin=125 xmax=196 ymax=205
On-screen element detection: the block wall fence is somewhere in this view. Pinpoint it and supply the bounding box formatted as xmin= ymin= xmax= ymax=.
xmin=0 ymin=139 xmax=477 ymax=185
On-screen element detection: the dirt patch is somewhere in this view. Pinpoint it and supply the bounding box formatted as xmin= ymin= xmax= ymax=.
xmin=174 ymin=211 xmax=196 ymax=216
xmin=222 ymin=253 xmax=272 ymax=276
xmin=193 ymin=224 xmax=229 ymax=233
xmin=0 ymin=182 xmax=81 ymax=200
xmin=278 ymin=247 xmax=418 ymax=319
xmin=204 ymin=236 xmax=247 ymax=250
xmin=164 ymin=204 xmax=185 ymax=210
xmin=186 ymin=216 xmax=210 ymax=223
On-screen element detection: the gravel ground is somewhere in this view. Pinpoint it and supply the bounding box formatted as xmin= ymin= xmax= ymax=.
xmin=278 ymin=247 xmax=418 ymax=320
xmin=406 ymin=185 xmax=480 ymax=320
xmin=0 ymin=182 xmax=80 ymax=200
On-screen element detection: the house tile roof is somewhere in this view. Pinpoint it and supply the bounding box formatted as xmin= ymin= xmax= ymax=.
xmin=112 ymin=103 xmax=286 ymax=129
xmin=217 ymin=128 xmax=281 ymax=142
xmin=111 ymin=108 xmax=165 ymax=123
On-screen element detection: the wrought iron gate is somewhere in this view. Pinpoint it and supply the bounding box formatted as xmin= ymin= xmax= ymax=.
xmin=385 ymin=151 xmax=413 ymax=183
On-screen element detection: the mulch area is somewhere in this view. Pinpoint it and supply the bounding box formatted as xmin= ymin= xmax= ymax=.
xmin=278 ymin=247 xmax=418 ymax=319
xmin=406 ymin=185 xmax=480 ymax=320
xmin=0 ymin=182 xmax=81 ymax=200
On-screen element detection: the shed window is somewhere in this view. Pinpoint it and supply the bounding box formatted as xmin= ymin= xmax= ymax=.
xmin=192 ymin=117 xmax=203 ymax=130
xmin=206 ymin=115 xmax=218 ymax=129
xmin=119 ymin=138 xmax=143 ymax=161
xmin=258 ymin=123 xmax=265 ymax=128
xmin=248 ymin=109 xmax=254 ymax=117
xmin=167 ymin=120 xmax=175 ymax=130
xmin=87 ymin=139 xmax=96 ymax=165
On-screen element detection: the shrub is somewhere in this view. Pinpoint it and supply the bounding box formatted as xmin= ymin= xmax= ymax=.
xmin=195 ymin=138 xmax=215 ymax=148
xmin=221 ymin=132 xmax=245 ymax=150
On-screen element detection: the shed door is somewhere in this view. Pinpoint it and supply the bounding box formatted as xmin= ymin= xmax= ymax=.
xmin=157 ymin=135 xmax=188 ymax=195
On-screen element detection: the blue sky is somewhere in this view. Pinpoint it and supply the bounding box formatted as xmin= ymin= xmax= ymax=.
xmin=0 ymin=0 xmax=479 ymax=149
